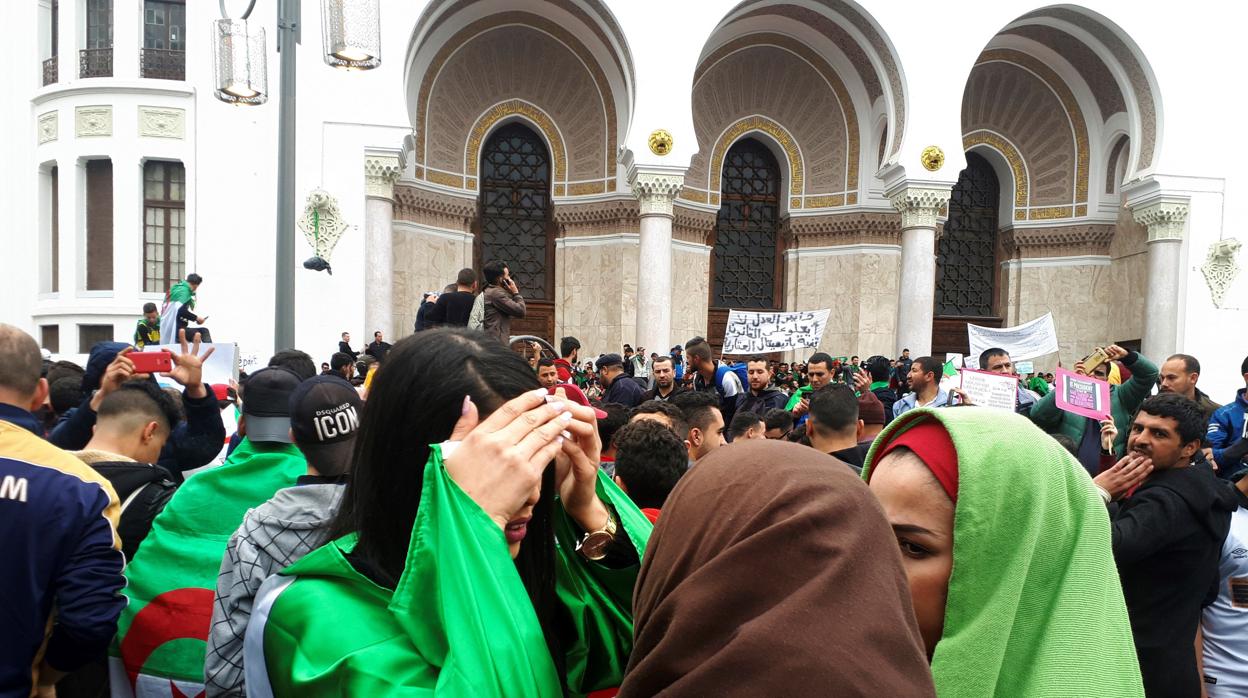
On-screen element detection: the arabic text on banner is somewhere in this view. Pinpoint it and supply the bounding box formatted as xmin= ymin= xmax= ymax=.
xmin=721 ymin=309 xmax=831 ymax=355
xmin=966 ymin=313 xmax=1059 ymax=362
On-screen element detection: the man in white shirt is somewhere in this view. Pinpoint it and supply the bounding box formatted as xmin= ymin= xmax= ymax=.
xmin=1201 ymin=475 xmax=1248 ymax=696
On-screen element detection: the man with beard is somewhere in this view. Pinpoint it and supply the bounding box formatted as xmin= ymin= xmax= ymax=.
xmin=1095 ymin=393 xmax=1237 ymax=696
xmin=736 ymin=356 xmax=789 ymax=417
xmin=641 ymin=355 xmax=686 ymax=402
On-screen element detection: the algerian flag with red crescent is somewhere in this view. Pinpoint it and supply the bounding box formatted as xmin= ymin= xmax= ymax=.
xmin=108 ymin=438 xmax=306 ymax=697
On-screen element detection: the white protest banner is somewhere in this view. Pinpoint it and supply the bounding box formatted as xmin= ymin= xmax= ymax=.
xmin=144 ymin=342 xmax=239 ymax=388
xmin=1015 ymin=360 xmax=1035 ymax=375
xmin=966 ymin=313 xmax=1059 ymax=362
xmin=721 ymin=309 xmax=831 ymax=355
xmin=959 ymin=368 xmax=1019 ymax=410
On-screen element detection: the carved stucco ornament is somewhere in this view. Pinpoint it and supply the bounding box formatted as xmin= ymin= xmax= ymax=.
xmin=920 ymin=145 xmax=945 ymax=172
xmin=1201 ymin=238 xmax=1241 ymax=308
xmin=297 ymin=189 xmax=349 ymax=274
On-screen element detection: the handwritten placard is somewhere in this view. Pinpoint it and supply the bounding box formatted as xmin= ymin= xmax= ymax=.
xmin=1055 ymin=367 xmax=1111 ymax=420
xmin=967 ymin=313 xmax=1059 ymax=362
xmin=959 ymin=368 xmax=1019 ymax=410
xmin=721 ymin=309 xmax=831 ymax=355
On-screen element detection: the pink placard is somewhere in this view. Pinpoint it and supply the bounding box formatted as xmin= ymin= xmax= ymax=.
xmin=1055 ymin=367 xmax=1111 ymax=420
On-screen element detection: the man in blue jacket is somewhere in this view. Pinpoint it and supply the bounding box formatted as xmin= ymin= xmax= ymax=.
xmin=0 ymin=324 xmax=125 ymax=697
xmin=1208 ymin=355 xmax=1248 ymax=478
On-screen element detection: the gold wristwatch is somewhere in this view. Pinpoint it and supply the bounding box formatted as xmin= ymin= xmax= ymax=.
xmin=576 ymin=510 xmax=618 ymax=561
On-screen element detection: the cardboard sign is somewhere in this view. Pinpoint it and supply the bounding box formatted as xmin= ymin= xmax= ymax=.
xmin=958 ymin=368 xmax=1019 ymax=410
xmin=1015 ymin=360 xmax=1035 ymax=375
xmin=1055 ymin=367 xmax=1111 ymax=420
xmin=143 ymin=342 xmax=239 ymax=388
xmin=967 ymin=313 xmax=1060 ymax=362
xmin=721 ymin=309 xmax=831 ymax=355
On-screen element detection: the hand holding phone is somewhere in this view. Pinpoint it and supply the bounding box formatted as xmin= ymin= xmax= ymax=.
xmin=129 ymin=351 xmax=173 ymax=374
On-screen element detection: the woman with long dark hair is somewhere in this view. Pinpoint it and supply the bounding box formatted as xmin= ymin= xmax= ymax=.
xmin=242 ymin=329 xmax=651 ymax=696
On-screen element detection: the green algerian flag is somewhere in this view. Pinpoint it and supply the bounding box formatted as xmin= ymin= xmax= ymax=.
xmin=158 ymin=280 xmax=195 ymax=344
xmin=108 ymin=438 xmax=306 ymax=697
xmin=246 ymin=445 xmax=652 ymax=696
xmin=942 ymin=360 xmax=959 ymax=378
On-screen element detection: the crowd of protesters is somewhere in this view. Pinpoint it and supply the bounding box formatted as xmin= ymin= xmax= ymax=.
xmin=3 ymin=262 xmax=1248 ymax=698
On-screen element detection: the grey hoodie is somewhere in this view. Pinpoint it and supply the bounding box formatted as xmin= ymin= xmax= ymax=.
xmin=204 ymin=481 xmax=345 ymax=697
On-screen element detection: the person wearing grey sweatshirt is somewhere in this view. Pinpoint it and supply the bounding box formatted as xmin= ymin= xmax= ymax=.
xmin=205 ymin=376 xmax=362 ymax=697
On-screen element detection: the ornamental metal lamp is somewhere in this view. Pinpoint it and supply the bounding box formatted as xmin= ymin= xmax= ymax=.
xmin=212 ymin=19 xmax=267 ymax=104
xmin=321 ymin=0 xmax=381 ymax=70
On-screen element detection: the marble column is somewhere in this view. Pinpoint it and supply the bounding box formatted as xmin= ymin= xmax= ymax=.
xmin=364 ymin=153 xmax=402 ymax=340
xmin=630 ymin=170 xmax=684 ymax=357
xmin=889 ymin=185 xmax=952 ymax=357
xmin=1132 ymin=197 xmax=1189 ymax=361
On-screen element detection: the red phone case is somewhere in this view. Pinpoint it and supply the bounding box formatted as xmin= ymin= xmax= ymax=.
xmin=131 ymin=351 xmax=172 ymax=374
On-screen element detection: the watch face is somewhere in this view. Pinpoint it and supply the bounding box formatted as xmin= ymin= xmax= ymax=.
xmin=581 ymin=531 xmax=613 ymax=560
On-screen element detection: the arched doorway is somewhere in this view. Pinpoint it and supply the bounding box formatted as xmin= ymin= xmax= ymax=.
xmin=931 ymin=152 xmax=1001 ymax=355
xmin=707 ymin=138 xmax=783 ymax=353
xmin=474 ymin=122 xmax=555 ymax=341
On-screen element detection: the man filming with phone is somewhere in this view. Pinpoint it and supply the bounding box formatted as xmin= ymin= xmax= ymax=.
xmin=1029 ymin=344 xmax=1159 ymax=476
xmin=481 ymin=260 xmax=526 ymax=344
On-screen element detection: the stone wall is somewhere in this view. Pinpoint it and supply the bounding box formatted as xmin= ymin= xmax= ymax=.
xmin=392 ymin=223 xmax=473 ymax=336
xmin=555 ymin=237 xmax=638 ymax=357
xmin=784 ymin=247 xmax=901 ymax=360
xmin=671 ymin=245 xmax=710 ymax=347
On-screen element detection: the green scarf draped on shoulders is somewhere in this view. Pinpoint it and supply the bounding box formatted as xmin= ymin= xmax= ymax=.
xmin=253 ymin=444 xmax=651 ymax=697
xmin=167 ymin=279 xmax=195 ymax=309
xmin=863 ymin=407 xmax=1144 ymax=698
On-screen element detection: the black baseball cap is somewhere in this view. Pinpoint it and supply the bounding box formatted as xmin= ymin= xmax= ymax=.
xmin=596 ymin=353 xmax=623 ymax=370
xmin=242 ymin=367 xmax=302 ymax=443
xmin=289 ymin=375 xmax=363 ymax=475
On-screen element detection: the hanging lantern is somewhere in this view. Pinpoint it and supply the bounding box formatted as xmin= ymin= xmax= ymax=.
xmin=321 ymin=0 xmax=381 ymax=70
xmin=212 ymin=19 xmax=268 ymax=105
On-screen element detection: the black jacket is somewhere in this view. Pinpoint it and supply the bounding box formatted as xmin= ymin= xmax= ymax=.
xmin=603 ymin=374 xmax=646 ymax=408
xmin=736 ymin=387 xmax=788 ymax=416
xmin=365 ymin=340 xmax=392 ymax=362
xmin=641 ymin=385 xmax=687 ymax=403
xmin=872 ymin=386 xmax=899 ymax=425
xmin=84 ymin=460 xmax=178 ymax=561
xmin=338 ymin=341 xmax=359 ymax=359
xmin=1110 ymin=463 xmax=1237 ymax=697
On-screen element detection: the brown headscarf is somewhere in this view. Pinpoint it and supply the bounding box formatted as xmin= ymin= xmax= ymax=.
xmin=620 ymin=439 xmax=935 ymax=697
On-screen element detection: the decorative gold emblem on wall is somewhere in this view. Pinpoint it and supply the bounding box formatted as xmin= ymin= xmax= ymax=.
xmin=920 ymin=146 xmax=945 ymax=172
xmin=648 ymin=129 xmax=673 ymax=156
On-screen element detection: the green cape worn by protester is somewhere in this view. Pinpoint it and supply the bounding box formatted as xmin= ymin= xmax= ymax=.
xmin=245 ymin=444 xmax=651 ymax=697
xmin=108 ymin=438 xmax=307 ymax=697
xmin=863 ymin=407 xmax=1144 ymax=698
xmin=783 ymin=384 xmax=812 ymax=412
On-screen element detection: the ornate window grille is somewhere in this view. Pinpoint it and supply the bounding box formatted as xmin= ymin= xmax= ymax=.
xmin=935 ymin=152 xmax=1000 ymax=317
xmin=712 ymin=138 xmax=782 ymax=309
xmin=81 ymin=0 xmax=113 ymax=78
xmin=477 ymin=123 xmax=553 ymax=301
xmin=42 ymin=58 xmax=57 ymax=86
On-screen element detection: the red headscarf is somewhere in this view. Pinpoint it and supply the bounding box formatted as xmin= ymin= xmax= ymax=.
xmin=869 ymin=419 xmax=959 ymax=503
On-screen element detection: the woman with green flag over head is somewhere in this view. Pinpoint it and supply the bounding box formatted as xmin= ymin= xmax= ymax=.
xmin=243 ymin=328 xmax=651 ymax=696
xmin=863 ymin=406 xmax=1145 ymax=697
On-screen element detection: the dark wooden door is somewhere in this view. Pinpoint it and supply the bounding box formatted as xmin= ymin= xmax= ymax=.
xmin=475 ymin=123 xmax=556 ymax=343
xmin=707 ymin=139 xmax=784 ymax=354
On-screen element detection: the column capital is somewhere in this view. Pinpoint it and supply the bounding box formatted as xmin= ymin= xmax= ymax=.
xmin=888 ymin=184 xmax=952 ymax=230
xmin=629 ymin=169 xmax=685 ymax=217
xmin=1131 ymin=197 xmax=1190 ymax=243
xmin=364 ymin=153 xmax=402 ymax=201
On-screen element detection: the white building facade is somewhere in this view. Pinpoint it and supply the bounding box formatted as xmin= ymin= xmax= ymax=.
xmin=2 ymin=0 xmax=1246 ymax=395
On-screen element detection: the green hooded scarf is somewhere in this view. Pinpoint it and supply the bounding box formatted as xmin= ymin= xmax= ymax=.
xmin=863 ymin=407 xmax=1144 ymax=697
xmin=247 ymin=444 xmax=652 ymax=697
